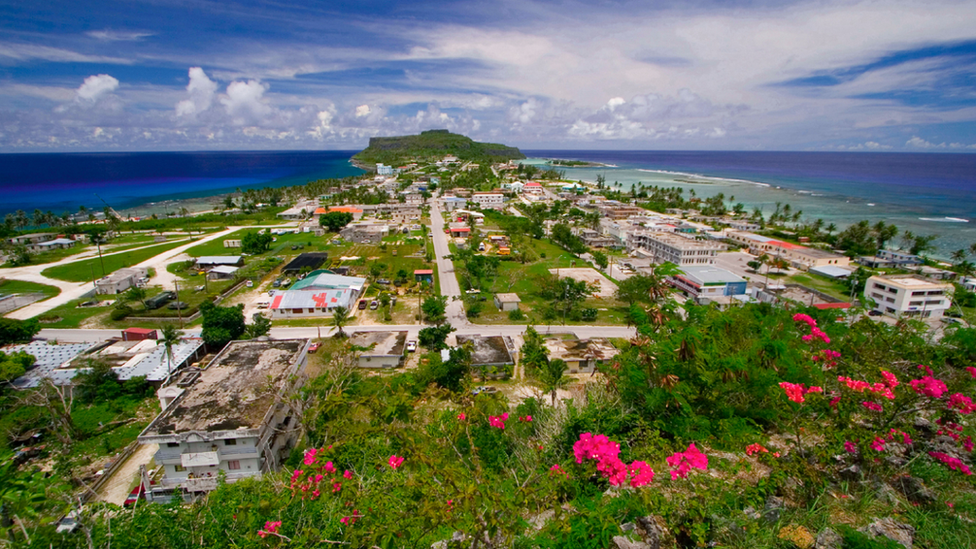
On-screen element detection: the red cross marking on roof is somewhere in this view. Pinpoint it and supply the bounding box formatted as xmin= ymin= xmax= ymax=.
xmin=312 ymin=293 xmax=330 ymax=307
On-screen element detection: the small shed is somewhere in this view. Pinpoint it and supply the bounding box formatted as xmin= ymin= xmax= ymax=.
xmin=810 ymin=265 xmax=854 ymax=279
xmin=493 ymin=293 xmax=521 ymax=311
xmin=122 ymin=327 xmax=158 ymax=342
xmin=414 ymin=269 xmax=434 ymax=283
xmin=207 ymin=265 xmax=240 ymax=280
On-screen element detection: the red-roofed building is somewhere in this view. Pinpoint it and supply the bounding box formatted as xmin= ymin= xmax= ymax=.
xmin=414 ymin=269 xmax=434 ymax=283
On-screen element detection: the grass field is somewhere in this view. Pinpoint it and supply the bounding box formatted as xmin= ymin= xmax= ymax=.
xmin=789 ymin=272 xmax=851 ymax=301
xmin=36 ymin=299 xmax=113 ymax=328
xmin=41 ymin=239 xmax=192 ymax=282
xmin=0 ymin=278 xmax=61 ymax=299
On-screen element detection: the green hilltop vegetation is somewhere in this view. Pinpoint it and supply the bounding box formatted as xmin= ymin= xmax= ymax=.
xmin=353 ymin=129 xmax=525 ymax=167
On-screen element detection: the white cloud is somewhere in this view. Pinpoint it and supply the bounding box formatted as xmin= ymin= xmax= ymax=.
xmin=176 ymin=67 xmax=218 ymax=118
xmin=949 ymin=142 xmax=976 ymax=149
xmin=906 ymin=136 xmax=946 ymax=149
xmin=86 ymin=30 xmax=153 ymax=42
xmin=75 ymin=74 xmax=119 ymax=102
xmin=355 ymin=104 xmax=371 ymax=117
xmin=606 ymin=97 xmax=626 ymax=111
xmin=0 ymin=42 xmax=130 ymax=64
xmin=219 ymin=80 xmax=271 ymax=124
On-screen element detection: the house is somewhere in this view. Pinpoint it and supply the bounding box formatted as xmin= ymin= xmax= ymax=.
xmin=377 ymin=164 xmax=394 ymax=176
xmin=879 ymin=249 xmax=922 ymax=266
xmin=471 ymin=192 xmax=505 ymax=210
xmin=95 ymin=267 xmax=148 ymax=295
xmin=597 ymin=203 xmax=645 ymax=219
xmin=194 ymin=256 xmax=244 ymax=269
xmin=864 ymin=275 xmax=952 ymax=319
xmin=455 ymin=335 xmax=514 ymax=378
xmin=350 ymin=331 xmax=407 ymax=368
xmin=493 ymin=293 xmax=521 ymax=312
xmin=543 ymin=338 xmax=619 ymax=374
xmin=442 ymin=196 xmax=468 ymax=212
xmin=276 ymin=201 xmax=318 ymax=220
xmin=289 ymin=272 xmax=366 ymax=293
xmin=269 ymin=272 xmax=365 ymax=319
xmin=414 ymin=269 xmax=434 ymax=283
xmin=449 ymin=223 xmax=471 ymax=238
xmin=523 ymin=182 xmax=544 ymax=194
xmin=727 ymin=232 xmax=850 ymax=270
xmin=810 ymin=265 xmax=854 ymax=279
xmin=281 ymin=253 xmax=329 ymax=275
xmin=579 ymin=229 xmax=618 ymax=249
xmin=207 ymin=265 xmax=239 ymax=280
xmin=35 ymin=238 xmax=77 ymax=251
xmin=7 ymin=232 xmax=58 ymax=251
xmin=138 ymin=339 xmax=310 ymax=503
xmin=668 ymin=266 xmax=747 ymax=304
xmin=339 ymin=223 xmax=388 ymax=244
xmin=628 ymin=232 xmax=723 ymax=266
xmin=327 ymin=206 xmax=364 ymax=220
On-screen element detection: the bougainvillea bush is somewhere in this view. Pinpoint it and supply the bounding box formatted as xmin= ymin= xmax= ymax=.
xmin=32 ymin=303 xmax=976 ymax=548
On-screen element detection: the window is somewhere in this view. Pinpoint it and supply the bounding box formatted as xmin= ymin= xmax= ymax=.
xmin=227 ymin=460 xmax=241 ymax=470
xmin=167 ymin=442 xmax=180 ymax=448
xmin=224 ymin=438 xmax=237 ymax=446
xmin=175 ymin=465 xmax=186 ymax=472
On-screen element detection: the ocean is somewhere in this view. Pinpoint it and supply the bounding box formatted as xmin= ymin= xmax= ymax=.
xmin=523 ymin=150 xmax=976 ymax=258
xmin=0 ymin=149 xmax=972 ymax=257
xmin=0 ymin=150 xmax=363 ymax=218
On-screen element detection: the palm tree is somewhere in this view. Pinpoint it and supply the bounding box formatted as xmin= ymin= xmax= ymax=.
xmin=539 ymin=358 xmax=570 ymax=406
xmin=332 ymin=306 xmax=350 ymax=338
xmin=970 ymin=242 xmax=976 ymax=257
xmin=126 ymin=286 xmax=148 ymax=310
xmin=825 ymin=223 xmax=837 ymax=236
xmin=158 ymin=324 xmax=184 ymax=384
xmin=952 ymin=249 xmax=968 ymax=264
xmin=87 ymin=229 xmax=108 ymax=277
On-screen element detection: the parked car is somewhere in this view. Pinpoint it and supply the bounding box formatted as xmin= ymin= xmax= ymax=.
xmin=272 ymin=279 xmax=282 ymax=288
xmin=308 ymin=343 xmax=321 ymax=353
xmin=377 ymin=279 xmax=391 ymax=285
xmin=246 ymin=280 xmax=253 ymax=288
xmin=868 ymin=310 xmax=883 ymax=317
xmin=406 ymin=340 xmax=417 ymax=352
xmin=358 ymin=299 xmax=368 ymax=310
xmin=369 ymin=300 xmax=379 ymax=310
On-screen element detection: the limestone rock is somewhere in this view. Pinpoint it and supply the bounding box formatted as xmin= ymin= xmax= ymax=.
xmin=778 ymin=524 xmax=815 ymax=549
xmin=764 ymin=496 xmax=785 ymax=523
xmin=839 ymin=465 xmax=861 ymax=481
xmin=612 ymin=535 xmax=649 ymax=549
xmin=743 ymin=506 xmax=761 ymax=520
xmin=859 ymin=517 xmax=915 ymax=549
xmin=893 ymin=476 xmax=936 ymax=505
xmin=636 ymin=515 xmax=667 ymax=549
xmin=814 ymin=527 xmax=843 ymax=549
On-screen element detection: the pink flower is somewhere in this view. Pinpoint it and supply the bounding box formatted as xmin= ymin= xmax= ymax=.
xmin=628 ymin=461 xmax=655 ymax=487
xmin=258 ymin=520 xmax=282 ymax=538
xmin=779 ymin=382 xmax=807 ymax=404
xmin=902 ymin=432 xmax=913 ymax=445
xmin=314 ymin=474 xmax=323 ymax=484
xmin=880 ymin=371 xmax=899 ymax=389
xmin=910 ymin=376 xmax=947 ymax=399
xmin=930 ymin=452 xmax=973 ymax=475
xmin=967 ymin=366 xmax=976 ymax=379
xmin=947 ymin=393 xmax=976 ymax=414
xmin=343 ymin=470 xmax=353 ymax=479
xmin=457 ymin=412 xmax=466 ymax=421
xmin=549 ymin=464 xmax=568 ymax=477
xmin=303 ymin=448 xmax=319 ymax=465
xmin=844 ymin=441 xmax=857 ymax=453
xmin=667 ymin=443 xmax=708 ymax=480
xmin=340 ymin=516 xmax=353 ymax=526
xmin=323 ymin=461 xmax=336 ymax=474
xmin=963 ymin=436 xmax=974 ymax=453
xmin=388 ymin=454 xmax=404 ymax=470
xmin=830 ymin=396 xmax=842 ymax=409
xmin=871 ymin=437 xmax=886 ymax=452
xmin=746 ymin=443 xmax=769 ymax=456
xmin=488 ymin=412 xmax=509 ymax=429
xmin=290 ymin=469 xmax=303 ymax=481
xmin=332 ymin=482 xmax=342 ymax=493
xmin=917 ymin=364 xmax=934 ymax=376
xmin=947 ymin=501 xmax=954 ymax=508
xmin=861 ymin=401 xmax=883 ymax=412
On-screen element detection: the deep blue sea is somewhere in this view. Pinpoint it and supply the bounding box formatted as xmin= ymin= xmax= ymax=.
xmin=0 ymin=150 xmax=363 ymax=216
xmin=0 ymin=149 xmax=973 ymax=257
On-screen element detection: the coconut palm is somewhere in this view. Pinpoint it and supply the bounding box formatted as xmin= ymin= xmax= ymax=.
xmin=332 ymin=306 xmax=350 ymax=338
xmin=158 ymin=324 xmax=184 ymax=384
xmin=539 ymin=358 xmax=570 ymax=406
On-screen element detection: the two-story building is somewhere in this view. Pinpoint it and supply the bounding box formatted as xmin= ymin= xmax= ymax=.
xmin=138 ymin=339 xmax=310 ymax=503
xmin=471 ymin=192 xmax=505 ymax=210
xmin=864 ymin=275 xmax=952 ymax=319
xmin=628 ymin=231 xmax=724 ymax=266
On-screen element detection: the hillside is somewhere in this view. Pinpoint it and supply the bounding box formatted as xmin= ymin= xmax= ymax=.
xmin=353 ymin=129 xmax=525 ymax=167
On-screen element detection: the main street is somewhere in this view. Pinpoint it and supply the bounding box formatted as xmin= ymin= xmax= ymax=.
xmin=428 ymin=197 xmax=467 ymax=325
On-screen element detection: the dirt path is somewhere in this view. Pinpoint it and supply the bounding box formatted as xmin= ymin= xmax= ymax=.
xmin=97 ymin=442 xmax=157 ymax=505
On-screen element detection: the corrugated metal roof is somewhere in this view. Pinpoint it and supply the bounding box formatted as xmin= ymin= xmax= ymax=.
xmin=269 ymin=289 xmax=356 ymax=310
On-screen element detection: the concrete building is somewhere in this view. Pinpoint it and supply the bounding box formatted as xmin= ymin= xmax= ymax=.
xmin=455 ymin=335 xmax=514 ymax=378
xmin=493 ymin=293 xmax=521 ymax=312
xmin=442 ymin=196 xmax=468 ymax=212
xmin=669 ymin=266 xmax=747 ymax=304
xmin=414 ymin=269 xmax=434 ymax=283
xmin=350 ymin=331 xmax=407 ymax=368
xmin=138 ymin=339 xmax=310 ymax=503
xmin=756 ymin=284 xmax=851 ymax=311
xmin=223 ymin=240 xmax=242 ymax=249
xmin=35 ymin=238 xmax=77 ymax=251
xmin=543 ymin=338 xmax=619 ymax=374
xmin=269 ymin=272 xmax=365 ymax=319
xmin=864 ymin=275 xmax=952 ymax=319
xmin=95 ymin=267 xmax=148 ymax=295
xmin=628 ymin=232 xmax=723 ymax=266
xmin=471 ymin=192 xmax=505 ymax=210
xmin=207 ymin=265 xmax=240 ymax=280
xmin=597 ymin=203 xmax=645 ymax=219
xmin=7 ymin=232 xmax=58 ymax=251
xmin=377 ymin=164 xmax=394 ymax=176
xmin=859 ymin=249 xmax=922 ymax=269
xmin=195 ymin=256 xmax=244 ymax=269
xmin=340 ymin=223 xmax=388 ymax=244
xmin=727 ymin=232 xmax=850 ymax=270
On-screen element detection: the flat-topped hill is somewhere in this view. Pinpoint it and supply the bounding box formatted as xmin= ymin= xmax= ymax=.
xmin=353 ymin=130 xmax=525 ymax=167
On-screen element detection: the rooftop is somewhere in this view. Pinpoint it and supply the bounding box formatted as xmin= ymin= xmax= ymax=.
xmin=282 ymin=253 xmax=330 ymax=273
xmin=872 ymin=274 xmax=950 ymax=288
xmin=6 ymin=341 xmax=92 ymax=388
xmin=196 ymin=256 xmax=242 ymax=265
xmin=141 ymin=339 xmax=308 ymax=436
xmin=456 ymin=335 xmax=514 ymax=366
xmin=494 ymin=293 xmax=521 ymax=303
xmin=350 ymin=331 xmax=408 ymax=356
xmin=270 ymin=289 xmax=357 ymax=310
xmin=544 ymin=338 xmax=619 ymax=364
xmin=290 ymin=272 xmax=366 ymax=292
xmin=677 ymin=266 xmax=743 ymax=285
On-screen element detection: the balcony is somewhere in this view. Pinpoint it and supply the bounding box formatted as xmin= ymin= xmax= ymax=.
xmin=158 ymin=471 xmax=255 ymax=490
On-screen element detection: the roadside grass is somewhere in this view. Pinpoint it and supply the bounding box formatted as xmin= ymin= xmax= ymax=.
xmin=789 ymin=272 xmax=851 ymax=301
xmin=40 ymin=239 xmax=193 ymax=282
xmin=35 ymin=299 xmax=113 ymax=328
xmin=0 ymin=278 xmax=61 ymax=299
xmin=1 ymin=244 xmax=91 ymax=267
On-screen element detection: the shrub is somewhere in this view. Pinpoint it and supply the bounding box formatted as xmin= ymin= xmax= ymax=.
xmin=580 ymin=308 xmax=598 ymax=321
xmin=508 ymin=308 xmax=525 ymax=321
xmin=109 ymin=306 xmax=132 ymax=321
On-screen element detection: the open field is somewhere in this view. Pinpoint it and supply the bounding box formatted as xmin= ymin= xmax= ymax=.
xmin=41 ymin=239 xmax=193 ymax=282
xmin=0 ymin=278 xmax=61 ymax=300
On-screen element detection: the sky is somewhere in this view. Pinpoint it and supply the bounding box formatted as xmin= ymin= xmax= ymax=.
xmin=1 ymin=0 xmax=976 ymax=152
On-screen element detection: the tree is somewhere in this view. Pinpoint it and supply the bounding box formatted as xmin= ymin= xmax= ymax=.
xmin=199 ymin=302 xmax=246 ymax=349
xmin=418 ymin=323 xmax=455 ymax=351
xmin=871 ymin=221 xmax=899 ymax=251
xmin=615 ymin=274 xmax=658 ymax=306
xmin=157 ymin=324 xmax=183 ymax=384
xmin=519 ymin=326 xmax=549 ymax=370
xmin=241 ymin=230 xmax=273 ymax=254
xmin=125 ymin=285 xmax=148 ymax=310
xmin=246 ymin=312 xmax=272 ymax=338
xmin=592 ymin=250 xmax=609 ymax=271
xmin=418 ymin=345 xmax=470 ymax=393
xmin=0 ymin=318 xmax=40 ymax=346
xmin=538 ymin=358 xmax=569 ymax=405
xmin=537 ymin=273 xmax=591 ymax=324
xmin=85 ymin=227 xmax=109 ymax=277
xmin=746 ymin=260 xmax=763 ymax=273
xmin=319 ymin=211 xmax=354 ymax=232
xmin=74 ymin=358 xmax=121 ymax=403
xmin=835 ymin=220 xmax=875 ymax=256
xmin=332 ymin=306 xmax=350 ymax=337
xmin=909 ymin=233 xmax=938 ymax=256
xmin=0 ymin=351 xmax=34 ymax=383
xmin=422 ymin=296 xmax=447 ymax=324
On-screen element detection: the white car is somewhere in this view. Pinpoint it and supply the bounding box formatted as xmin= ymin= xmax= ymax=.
xmin=406 ymin=340 xmax=417 ymax=352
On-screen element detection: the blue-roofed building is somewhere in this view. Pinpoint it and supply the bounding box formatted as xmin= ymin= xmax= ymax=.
xmin=669 ymin=266 xmax=747 ymax=304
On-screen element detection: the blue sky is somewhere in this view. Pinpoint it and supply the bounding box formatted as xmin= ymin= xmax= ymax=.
xmin=1 ymin=0 xmax=976 ymax=152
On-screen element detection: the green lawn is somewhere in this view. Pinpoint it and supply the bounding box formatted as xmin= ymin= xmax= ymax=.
xmin=40 ymin=239 xmax=192 ymax=282
xmin=3 ymin=244 xmax=91 ymax=267
xmin=789 ymin=272 xmax=851 ymax=301
xmin=36 ymin=299 xmax=113 ymax=328
xmin=0 ymin=278 xmax=61 ymax=299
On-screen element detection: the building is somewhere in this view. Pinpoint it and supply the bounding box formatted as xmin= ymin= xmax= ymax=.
xmin=442 ymin=196 xmax=468 ymax=212
xmin=327 ymin=206 xmax=364 ymax=220
xmin=864 ymin=275 xmax=952 ymax=319
xmin=543 ymin=338 xmax=619 ymax=374
xmin=669 ymin=266 xmax=747 ymax=304
xmin=493 ymin=293 xmax=521 ymax=312
xmin=195 ymin=256 xmax=244 ymax=269
xmin=456 ymin=335 xmax=514 ymax=378
xmin=269 ymin=272 xmax=366 ymax=318
xmin=471 ymin=192 xmax=505 ymax=210
xmin=95 ymin=267 xmax=148 ymax=295
xmin=7 ymin=233 xmax=58 ymax=251
xmin=138 ymin=339 xmax=310 ymax=503
xmin=122 ymin=328 xmax=157 ymax=341
xmin=448 ymin=223 xmax=471 ymax=238
xmin=859 ymin=249 xmax=921 ymax=269
xmin=276 ymin=201 xmax=318 ymax=220
xmin=223 ymin=240 xmax=242 ymax=249
xmin=414 ymin=269 xmax=434 ymax=283
xmin=597 ymin=203 xmax=645 ymax=219
xmin=350 ymin=331 xmax=407 ymax=368
xmin=757 ymin=284 xmax=851 ymax=311
xmin=579 ymin=229 xmax=618 ymax=249
xmin=377 ymin=164 xmax=394 ymax=176
xmin=339 ymin=223 xmax=388 ymax=244
xmin=727 ymin=232 xmax=850 ymax=270
xmin=628 ymin=232 xmax=723 ymax=266
xmin=207 ymin=265 xmax=240 ymax=280
xmin=523 ymin=182 xmax=544 ymax=194
xmin=35 ymin=238 xmax=77 ymax=251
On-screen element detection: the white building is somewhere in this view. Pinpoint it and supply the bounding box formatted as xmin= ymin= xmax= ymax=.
xmin=377 ymin=164 xmax=394 ymax=176
xmin=138 ymin=339 xmax=310 ymax=503
xmin=864 ymin=275 xmax=952 ymax=319
xmin=95 ymin=267 xmax=148 ymax=295
xmin=669 ymin=266 xmax=747 ymax=304
xmin=628 ymin=231 xmax=723 ymax=266
xmin=471 ymin=192 xmax=505 ymax=210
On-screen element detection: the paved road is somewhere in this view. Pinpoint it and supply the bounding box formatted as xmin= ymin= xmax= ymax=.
xmin=429 ymin=198 xmax=467 ymax=325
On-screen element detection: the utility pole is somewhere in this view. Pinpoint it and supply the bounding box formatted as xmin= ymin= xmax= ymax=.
xmin=174 ymin=281 xmax=183 ymax=328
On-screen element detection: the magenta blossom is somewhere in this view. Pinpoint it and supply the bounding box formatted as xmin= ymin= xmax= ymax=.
xmin=666 ymin=443 xmax=708 ymax=480
xmin=388 ymin=455 xmax=404 ymax=470
xmin=910 ymin=376 xmax=947 ymax=399
xmin=488 ymin=412 xmax=509 ymax=430
xmin=457 ymin=412 xmax=466 ymax=421
xmin=343 ymin=470 xmax=353 ymax=479
xmin=258 ymin=520 xmax=282 ymax=538
xmin=861 ymin=401 xmax=883 ymax=412
xmin=844 ymin=441 xmax=857 ymax=453
xmin=930 ymin=452 xmax=973 ymax=475
xmin=303 ymin=448 xmax=319 ymax=466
